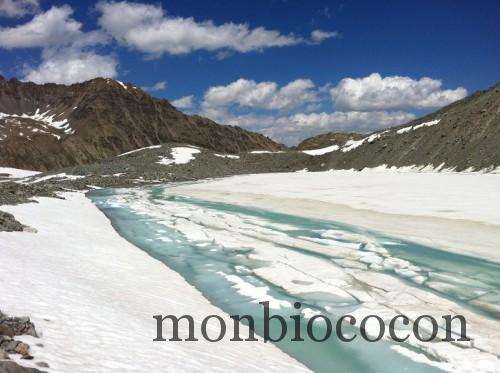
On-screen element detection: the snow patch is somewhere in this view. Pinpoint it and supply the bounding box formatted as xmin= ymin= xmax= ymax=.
xmin=115 ymin=80 xmax=128 ymax=90
xmin=118 ymin=145 xmax=162 ymax=157
xmin=157 ymin=147 xmax=200 ymax=166
xmin=29 ymin=173 xmax=86 ymax=184
xmin=302 ymin=145 xmax=339 ymax=156
xmin=214 ymin=153 xmax=240 ymax=159
xmin=0 ymin=109 xmax=75 ymax=135
xmin=397 ymin=119 xmax=440 ymax=134
xmin=0 ymin=167 xmax=40 ymax=178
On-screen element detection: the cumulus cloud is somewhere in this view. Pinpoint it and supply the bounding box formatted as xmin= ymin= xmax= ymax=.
xmin=0 ymin=5 xmax=115 ymax=84
xmin=23 ymin=50 xmax=118 ymax=85
xmin=0 ymin=5 xmax=106 ymax=49
xmin=96 ymin=1 xmax=304 ymax=56
xmin=310 ymin=30 xmax=338 ymax=44
xmin=142 ymin=80 xmax=167 ymax=92
xmin=197 ymin=74 xmax=469 ymax=145
xmin=202 ymin=78 xmax=319 ymax=117
xmin=0 ymin=0 xmax=39 ymax=18
xmin=331 ymin=73 xmax=467 ymax=111
xmin=171 ymin=95 xmax=194 ymax=109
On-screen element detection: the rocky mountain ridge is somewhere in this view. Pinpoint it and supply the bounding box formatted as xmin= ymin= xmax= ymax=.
xmin=0 ymin=77 xmax=498 ymax=173
xmin=300 ymin=83 xmax=500 ymax=171
xmin=0 ymin=76 xmax=283 ymax=171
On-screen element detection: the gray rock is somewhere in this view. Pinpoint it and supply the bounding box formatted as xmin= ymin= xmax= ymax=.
xmin=0 ymin=361 xmax=46 ymax=373
xmin=0 ymin=212 xmax=24 ymax=232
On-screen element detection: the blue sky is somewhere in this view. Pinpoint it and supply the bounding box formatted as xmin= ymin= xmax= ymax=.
xmin=0 ymin=0 xmax=499 ymax=144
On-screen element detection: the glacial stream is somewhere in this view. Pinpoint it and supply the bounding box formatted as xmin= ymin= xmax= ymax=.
xmin=89 ymin=185 xmax=500 ymax=372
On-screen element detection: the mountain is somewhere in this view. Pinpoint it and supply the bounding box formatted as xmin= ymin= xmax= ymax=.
xmin=0 ymin=76 xmax=283 ymax=171
xmin=301 ymin=83 xmax=500 ymax=171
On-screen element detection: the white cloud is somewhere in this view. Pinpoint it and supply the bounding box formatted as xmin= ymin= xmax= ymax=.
xmin=202 ymin=78 xmax=319 ymax=115
xmin=0 ymin=0 xmax=39 ymax=18
xmin=171 ymin=95 xmax=194 ymax=109
xmin=199 ymin=77 xmax=424 ymax=144
xmin=0 ymin=5 xmax=106 ymax=49
xmin=23 ymin=50 xmax=118 ymax=85
xmin=96 ymin=1 xmax=304 ymax=56
xmin=0 ymin=5 xmax=115 ymax=85
xmin=331 ymin=73 xmax=467 ymax=111
xmin=310 ymin=30 xmax=338 ymax=44
xmin=218 ymin=111 xmax=415 ymax=145
xmin=142 ymin=80 xmax=167 ymax=92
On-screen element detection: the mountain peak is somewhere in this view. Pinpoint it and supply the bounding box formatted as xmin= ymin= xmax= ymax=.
xmin=0 ymin=77 xmax=284 ymax=171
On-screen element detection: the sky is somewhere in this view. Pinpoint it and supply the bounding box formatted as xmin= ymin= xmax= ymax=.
xmin=0 ymin=0 xmax=499 ymax=145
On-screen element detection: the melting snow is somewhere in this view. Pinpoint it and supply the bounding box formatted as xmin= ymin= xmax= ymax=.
xmin=397 ymin=119 xmax=441 ymax=134
xmin=29 ymin=173 xmax=86 ymax=184
xmin=157 ymin=147 xmax=200 ymax=166
xmin=115 ymin=80 xmax=128 ymax=90
xmin=342 ymin=138 xmax=367 ymax=152
xmin=302 ymin=145 xmax=339 ymax=156
xmin=0 ymin=167 xmax=40 ymax=179
xmin=0 ymin=109 xmax=75 ymax=135
xmin=214 ymin=153 xmax=240 ymax=159
xmin=118 ymin=145 xmax=162 ymax=157
xmin=341 ymin=132 xmax=387 ymax=153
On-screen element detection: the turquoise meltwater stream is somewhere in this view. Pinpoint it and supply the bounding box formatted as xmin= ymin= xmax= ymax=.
xmin=89 ymin=185 xmax=500 ymax=372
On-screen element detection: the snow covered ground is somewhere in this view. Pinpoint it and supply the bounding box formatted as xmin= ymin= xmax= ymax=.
xmin=2 ymin=167 xmax=500 ymax=372
xmin=168 ymin=169 xmax=500 ymax=262
xmin=0 ymin=167 xmax=40 ymax=179
xmin=0 ymin=193 xmax=307 ymax=372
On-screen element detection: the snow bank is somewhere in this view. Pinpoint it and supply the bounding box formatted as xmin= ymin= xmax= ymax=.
xmin=0 ymin=167 xmax=40 ymax=178
xmin=169 ymin=170 xmax=500 ymax=262
xmin=29 ymin=173 xmax=86 ymax=184
xmin=397 ymin=119 xmax=440 ymax=134
xmin=118 ymin=145 xmax=161 ymax=157
xmin=173 ymin=170 xmax=500 ymax=225
xmin=157 ymin=147 xmax=200 ymax=165
xmin=302 ymin=145 xmax=339 ymax=156
xmin=0 ymin=193 xmax=307 ymax=372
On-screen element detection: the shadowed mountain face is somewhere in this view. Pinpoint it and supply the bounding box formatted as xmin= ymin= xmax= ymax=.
xmin=0 ymin=76 xmax=284 ymax=171
xmin=299 ymin=84 xmax=500 ymax=171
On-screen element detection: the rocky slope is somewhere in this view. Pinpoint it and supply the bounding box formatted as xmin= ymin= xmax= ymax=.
xmin=301 ymin=83 xmax=500 ymax=171
xmin=0 ymin=76 xmax=283 ymax=171
xmin=1 ymin=76 xmax=498 ymax=174
xmin=295 ymin=132 xmax=364 ymax=150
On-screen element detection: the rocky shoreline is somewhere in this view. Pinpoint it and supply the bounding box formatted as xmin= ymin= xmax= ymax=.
xmin=0 ymin=143 xmax=316 ymax=371
xmin=0 ymin=311 xmax=46 ymax=373
xmin=0 ymin=143 xmax=318 ymax=204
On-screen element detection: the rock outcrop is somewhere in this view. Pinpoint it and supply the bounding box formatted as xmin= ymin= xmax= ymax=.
xmin=0 ymin=310 xmax=46 ymax=372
